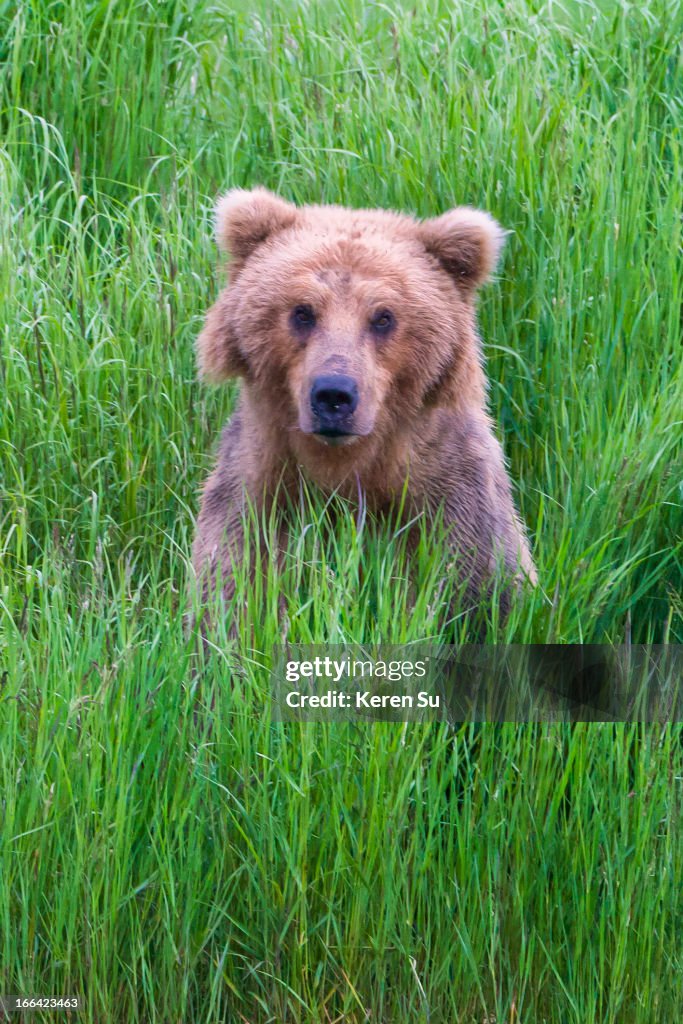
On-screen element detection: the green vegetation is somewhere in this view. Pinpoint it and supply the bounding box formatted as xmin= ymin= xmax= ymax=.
xmin=1 ymin=1 xmax=681 ymax=1020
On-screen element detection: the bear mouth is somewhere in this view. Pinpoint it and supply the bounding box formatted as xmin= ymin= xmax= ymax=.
xmin=313 ymin=428 xmax=362 ymax=447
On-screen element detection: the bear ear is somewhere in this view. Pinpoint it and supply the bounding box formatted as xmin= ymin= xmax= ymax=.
xmin=418 ymin=207 xmax=506 ymax=289
xmin=196 ymin=290 xmax=248 ymax=382
xmin=214 ymin=187 xmax=298 ymax=268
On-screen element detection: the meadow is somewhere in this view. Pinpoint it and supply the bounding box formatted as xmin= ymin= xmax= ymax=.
xmin=1 ymin=0 xmax=682 ymax=1020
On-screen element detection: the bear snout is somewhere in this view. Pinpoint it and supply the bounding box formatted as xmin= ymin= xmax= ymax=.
xmin=310 ymin=374 xmax=359 ymax=437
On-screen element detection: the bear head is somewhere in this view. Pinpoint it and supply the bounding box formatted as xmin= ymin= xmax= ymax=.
xmin=197 ymin=187 xmax=505 ymax=469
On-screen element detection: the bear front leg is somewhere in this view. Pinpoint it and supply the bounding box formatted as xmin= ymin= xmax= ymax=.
xmin=189 ymin=449 xmax=289 ymax=642
xmin=427 ymin=419 xmax=536 ymax=621
xmin=189 ymin=490 xmax=248 ymax=641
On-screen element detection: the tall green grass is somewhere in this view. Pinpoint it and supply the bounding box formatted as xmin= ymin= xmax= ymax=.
xmin=1 ymin=1 xmax=682 ymax=1020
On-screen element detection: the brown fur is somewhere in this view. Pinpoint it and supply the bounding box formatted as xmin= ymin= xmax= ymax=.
xmin=191 ymin=188 xmax=536 ymax=627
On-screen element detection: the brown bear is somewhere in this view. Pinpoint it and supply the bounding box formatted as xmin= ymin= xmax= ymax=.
xmin=191 ymin=188 xmax=535 ymax=629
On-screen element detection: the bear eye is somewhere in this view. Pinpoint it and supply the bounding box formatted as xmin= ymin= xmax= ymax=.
xmin=370 ymin=309 xmax=395 ymax=335
xmin=291 ymin=304 xmax=316 ymax=330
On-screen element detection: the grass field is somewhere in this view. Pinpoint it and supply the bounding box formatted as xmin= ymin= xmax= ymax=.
xmin=1 ymin=0 xmax=682 ymax=1020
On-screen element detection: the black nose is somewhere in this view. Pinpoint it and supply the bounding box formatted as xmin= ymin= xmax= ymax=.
xmin=310 ymin=375 xmax=359 ymax=423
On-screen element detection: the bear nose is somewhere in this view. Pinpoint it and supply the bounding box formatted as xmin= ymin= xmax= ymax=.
xmin=310 ymin=375 xmax=359 ymax=421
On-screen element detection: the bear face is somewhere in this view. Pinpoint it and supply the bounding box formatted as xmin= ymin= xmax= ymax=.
xmin=197 ymin=189 xmax=506 ymax=483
